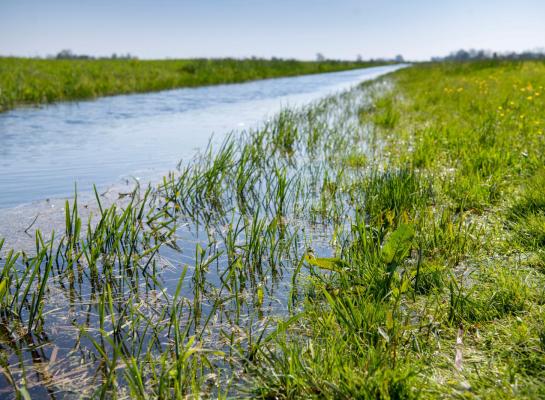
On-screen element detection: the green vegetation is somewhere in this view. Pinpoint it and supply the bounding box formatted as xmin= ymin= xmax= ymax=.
xmin=0 ymin=57 xmax=385 ymax=111
xmin=1 ymin=60 xmax=545 ymax=398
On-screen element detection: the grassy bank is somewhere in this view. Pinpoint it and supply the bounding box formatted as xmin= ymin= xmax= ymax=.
xmin=0 ymin=57 xmax=384 ymax=112
xmin=1 ymin=60 xmax=545 ymax=398
xmin=250 ymin=60 xmax=545 ymax=398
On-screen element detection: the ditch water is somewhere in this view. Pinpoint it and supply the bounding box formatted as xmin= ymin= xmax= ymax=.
xmin=0 ymin=65 xmax=402 ymax=211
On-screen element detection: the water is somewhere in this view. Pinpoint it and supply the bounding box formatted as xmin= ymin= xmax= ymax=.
xmin=0 ymin=65 xmax=404 ymax=398
xmin=0 ymin=65 xmax=403 ymax=210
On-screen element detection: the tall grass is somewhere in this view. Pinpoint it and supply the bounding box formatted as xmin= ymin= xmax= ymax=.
xmin=0 ymin=57 xmax=387 ymax=112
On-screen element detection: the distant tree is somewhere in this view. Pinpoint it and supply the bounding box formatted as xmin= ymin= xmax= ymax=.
xmin=55 ymin=49 xmax=93 ymax=59
xmin=56 ymin=49 xmax=74 ymax=59
xmin=356 ymin=54 xmax=363 ymax=62
xmin=316 ymin=53 xmax=325 ymax=62
xmin=394 ymin=54 xmax=404 ymax=62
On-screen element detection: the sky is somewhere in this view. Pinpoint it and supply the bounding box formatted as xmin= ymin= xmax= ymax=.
xmin=0 ymin=0 xmax=544 ymax=61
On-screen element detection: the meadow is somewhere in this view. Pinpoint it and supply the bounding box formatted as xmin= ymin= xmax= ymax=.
xmin=0 ymin=57 xmax=383 ymax=112
xmin=1 ymin=60 xmax=545 ymax=398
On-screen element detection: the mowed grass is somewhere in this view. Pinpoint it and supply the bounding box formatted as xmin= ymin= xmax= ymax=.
xmin=0 ymin=57 xmax=385 ymax=111
xmin=1 ymin=60 xmax=545 ymax=398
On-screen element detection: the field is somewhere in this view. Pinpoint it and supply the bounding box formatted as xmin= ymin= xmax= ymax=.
xmin=1 ymin=60 xmax=545 ymax=398
xmin=0 ymin=57 xmax=384 ymax=112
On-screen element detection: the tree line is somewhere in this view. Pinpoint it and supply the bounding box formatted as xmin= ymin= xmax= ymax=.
xmin=53 ymin=49 xmax=137 ymax=60
xmin=432 ymin=48 xmax=545 ymax=61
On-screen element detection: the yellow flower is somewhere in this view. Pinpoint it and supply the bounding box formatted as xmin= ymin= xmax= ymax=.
xmin=527 ymin=96 xmax=533 ymax=101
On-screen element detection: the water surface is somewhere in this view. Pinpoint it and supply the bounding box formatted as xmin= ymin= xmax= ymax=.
xmin=0 ymin=65 xmax=403 ymax=210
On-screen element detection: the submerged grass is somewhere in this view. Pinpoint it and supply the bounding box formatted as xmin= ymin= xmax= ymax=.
xmin=1 ymin=60 xmax=545 ymax=398
xmin=0 ymin=57 xmax=386 ymax=112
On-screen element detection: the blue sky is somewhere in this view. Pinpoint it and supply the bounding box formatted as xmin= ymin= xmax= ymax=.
xmin=1 ymin=0 xmax=544 ymax=60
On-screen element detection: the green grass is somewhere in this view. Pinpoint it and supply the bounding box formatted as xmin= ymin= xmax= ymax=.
xmin=1 ymin=60 xmax=545 ymax=398
xmin=249 ymin=60 xmax=545 ymax=398
xmin=0 ymin=57 xmax=386 ymax=111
